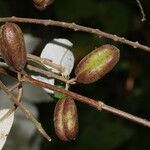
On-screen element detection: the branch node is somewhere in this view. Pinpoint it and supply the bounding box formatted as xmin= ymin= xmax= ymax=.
xmin=97 ymin=101 xmax=104 ymax=111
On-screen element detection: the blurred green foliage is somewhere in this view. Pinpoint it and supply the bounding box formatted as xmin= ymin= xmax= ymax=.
xmin=0 ymin=1 xmax=10 ymax=16
xmin=0 ymin=0 xmax=150 ymax=149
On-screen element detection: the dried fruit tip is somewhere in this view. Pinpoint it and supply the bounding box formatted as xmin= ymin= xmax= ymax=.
xmin=33 ymin=0 xmax=55 ymax=10
xmin=75 ymin=44 xmax=120 ymax=84
xmin=0 ymin=23 xmax=27 ymax=71
xmin=54 ymin=97 xmax=78 ymax=141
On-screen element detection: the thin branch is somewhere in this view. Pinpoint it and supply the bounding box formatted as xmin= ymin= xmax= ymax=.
xmin=136 ymin=0 xmax=146 ymax=22
xmin=0 ymin=17 xmax=149 ymax=52
xmin=0 ymin=80 xmax=51 ymax=141
xmin=21 ymin=75 xmax=150 ymax=128
xmin=0 ymin=70 xmax=22 ymax=122
xmin=0 ymin=81 xmax=23 ymax=123
xmin=26 ymin=64 xmax=75 ymax=84
xmin=0 ymin=53 xmax=75 ymax=84
xmin=8 ymin=82 xmax=21 ymax=92
xmin=1 ymin=66 xmax=150 ymax=128
xmin=27 ymin=53 xmax=66 ymax=74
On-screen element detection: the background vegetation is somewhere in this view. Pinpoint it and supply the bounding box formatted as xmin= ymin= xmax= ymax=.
xmin=0 ymin=0 xmax=150 ymax=149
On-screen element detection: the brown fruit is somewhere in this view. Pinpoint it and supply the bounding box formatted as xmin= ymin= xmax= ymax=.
xmin=75 ymin=44 xmax=120 ymax=84
xmin=54 ymin=97 xmax=78 ymax=141
xmin=0 ymin=23 xmax=27 ymax=71
xmin=33 ymin=0 xmax=54 ymax=10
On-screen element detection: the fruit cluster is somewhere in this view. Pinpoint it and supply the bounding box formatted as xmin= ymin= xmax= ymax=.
xmin=0 ymin=23 xmax=120 ymax=141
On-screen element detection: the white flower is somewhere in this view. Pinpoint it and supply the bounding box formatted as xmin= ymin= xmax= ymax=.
xmin=32 ymin=38 xmax=75 ymax=94
xmin=40 ymin=38 xmax=74 ymax=74
xmin=0 ymin=109 xmax=14 ymax=150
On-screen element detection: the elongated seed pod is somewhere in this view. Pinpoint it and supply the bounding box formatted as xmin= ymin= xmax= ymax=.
xmin=54 ymin=97 xmax=78 ymax=141
xmin=75 ymin=44 xmax=120 ymax=84
xmin=33 ymin=0 xmax=54 ymax=10
xmin=0 ymin=23 xmax=27 ymax=71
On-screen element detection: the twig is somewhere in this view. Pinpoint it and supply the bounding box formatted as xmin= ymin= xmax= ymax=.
xmin=0 ymin=77 xmax=22 ymax=122
xmin=0 ymin=17 xmax=149 ymax=52
xmin=21 ymin=75 xmax=150 ymax=128
xmin=26 ymin=64 xmax=75 ymax=84
xmin=8 ymin=82 xmax=21 ymax=92
xmin=0 ymin=53 xmax=75 ymax=84
xmin=136 ymin=0 xmax=146 ymax=22
xmin=1 ymin=67 xmax=150 ymax=128
xmin=0 ymin=80 xmax=51 ymax=141
xmin=27 ymin=53 xmax=66 ymax=74
xmin=1 ymin=66 xmax=150 ymax=128
xmin=0 ymin=72 xmax=24 ymax=122
xmin=0 ymin=81 xmax=23 ymax=123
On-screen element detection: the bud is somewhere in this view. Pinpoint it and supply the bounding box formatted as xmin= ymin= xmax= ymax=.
xmin=33 ymin=0 xmax=54 ymax=10
xmin=54 ymin=97 xmax=78 ymax=141
xmin=0 ymin=23 xmax=27 ymax=71
xmin=75 ymin=44 xmax=120 ymax=84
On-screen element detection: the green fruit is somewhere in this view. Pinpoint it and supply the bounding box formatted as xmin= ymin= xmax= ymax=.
xmin=0 ymin=23 xmax=27 ymax=71
xmin=54 ymin=97 xmax=78 ymax=141
xmin=75 ymin=44 xmax=120 ymax=84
